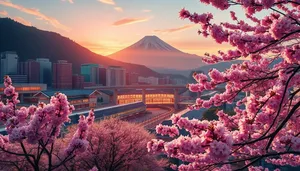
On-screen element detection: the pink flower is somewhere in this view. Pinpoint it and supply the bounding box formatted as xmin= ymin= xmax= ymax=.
xmin=230 ymin=11 xmax=237 ymax=20
xmin=3 ymin=75 xmax=12 ymax=87
xmin=170 ymin=164 xmax=177 ymax=170
xmin=209 ymin=141 xmax=230 ymax=160
xmin=89 ymin=167 xmax=98 ymax=171
xmin=210 ymin=24 xmax=228 ymax=44
xmin=4 ymin=85 xmax=15 ymax=96
xmin=65 ymin=138 xmax=88 ymax=155
xmin=179 ymin=8 xmax=190 ymax=19
xmin=156 ymin=124 xmax=179 ymax=137
xmin=270 ymin=17 xmax=292 ymax=39
xmin=260 ymin=0 xmax=274 ymax=8
xmin=201 ymin=0 xmax=229 ymax=10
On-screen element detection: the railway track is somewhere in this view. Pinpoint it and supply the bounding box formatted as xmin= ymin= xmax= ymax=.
xmin=137 ymin=106 xmax=175 ymax=129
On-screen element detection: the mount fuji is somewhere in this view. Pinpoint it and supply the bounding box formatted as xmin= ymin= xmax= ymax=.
xmin=108 ymin=36 xmax=205 ymax=70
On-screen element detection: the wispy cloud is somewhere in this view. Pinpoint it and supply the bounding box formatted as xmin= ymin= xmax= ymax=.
xmin=0 ymin=0 xmax=69 ymax=31
xmin=13 ymin=16 xmax=31 ymax=26
xmin=112 ymin=17 xmax=149 ymax=26
xmin=98 ymin=0 xmax=115 ymax=5
xmin=114 ymin=7 xmax=123 ymax=12
xmin=142 ymin=9 xmax=151 ymax=13
xmin=153 ymin=25 xmax=195 ymax=33
xmin=62 ymin=0 xmax=74 ymax=4
xmin=0 ymin=10 xmax=8 ymax=16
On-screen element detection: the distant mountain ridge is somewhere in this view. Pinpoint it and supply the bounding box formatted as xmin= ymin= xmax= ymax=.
xmin=109 ymin=35 xmax=205 ymax=70
xmin=0 ymin=18 xmax=160 ymax=77
xmin=154 ymin=60 xmax=244 ymax=77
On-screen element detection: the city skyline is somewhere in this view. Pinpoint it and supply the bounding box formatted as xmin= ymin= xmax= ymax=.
xmin=0 ymin=51 xmax=187 ymax=88
xmin=0 ymin=0 xmax=237 ymax=56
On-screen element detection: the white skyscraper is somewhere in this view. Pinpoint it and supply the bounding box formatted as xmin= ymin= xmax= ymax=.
xmin=0 ymin=51 xmax=18 ymax=78
xmin=36 ymin=58 xmax=52 ymax=86
xmin=106 ymin=66 xmax=126 ymax=86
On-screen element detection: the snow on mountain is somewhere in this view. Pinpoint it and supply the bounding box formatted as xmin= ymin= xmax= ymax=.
xmin=108 ymin=35 xmax=205 ymax=70
xmin=128 ymin=35 xmax=181 ymax=52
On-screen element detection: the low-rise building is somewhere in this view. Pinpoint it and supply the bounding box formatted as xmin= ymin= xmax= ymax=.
xmin=138 ymin=76 xmax=159 ymax=85
xmin=0 ymin=83 xmax=47 ymax=103
xmin=34 ymin=89 xmax=111 ymax=110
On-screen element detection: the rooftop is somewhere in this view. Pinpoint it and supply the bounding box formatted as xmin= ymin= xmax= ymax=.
xmin=81 ymin=63 xmax=99 ymax=67
xmin=0 ymin=51 xmax=17 ymax=54
xmin=34 ymin=89 xmax=113 ymax=97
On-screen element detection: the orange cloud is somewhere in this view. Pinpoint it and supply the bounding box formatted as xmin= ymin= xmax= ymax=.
xmin=0 ymin=0 xmax=69 ymax=31
xmin=98 ymin=0 xmax=115 ymax=5
xmin=0 ymin=10 xmax=8 ymax=16
xmin=114 ymin=7 xmax=123 ymax=12
xmin=112 ymin=17 xmax=149 ymax=26
xmin=154 ymin=25 xmax=195 ymax=33
xmin=13 ymin=16 xmax=31 ymax=26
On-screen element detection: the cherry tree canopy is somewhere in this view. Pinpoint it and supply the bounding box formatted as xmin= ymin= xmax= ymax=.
xmin=148 ymin=0 xmax=300 ymax=170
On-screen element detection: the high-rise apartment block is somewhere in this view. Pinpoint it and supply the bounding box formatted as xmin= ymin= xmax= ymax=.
xmin=53 ymin=60 xmax=72 ymax=89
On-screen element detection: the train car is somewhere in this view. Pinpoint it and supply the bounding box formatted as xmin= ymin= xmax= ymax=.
xmin=68 ymin=101 xmax=146 ymax=125
xmin=0 ymin=102 xmax=146 ymax=135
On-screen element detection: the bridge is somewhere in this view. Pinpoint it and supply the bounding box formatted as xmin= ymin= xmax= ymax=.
xmin=85 ymin=85 xmax=187 ymax=109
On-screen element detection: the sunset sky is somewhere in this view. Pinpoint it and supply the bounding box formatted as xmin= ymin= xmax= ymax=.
xmin=0 ymin=0 xmax=243 ymax=56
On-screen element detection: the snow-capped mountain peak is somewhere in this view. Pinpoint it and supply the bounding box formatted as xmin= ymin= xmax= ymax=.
xmin=108 ymin=35 xmax=205 ymax=70
xmin=127 ymin=35 xmax=181 ymax=52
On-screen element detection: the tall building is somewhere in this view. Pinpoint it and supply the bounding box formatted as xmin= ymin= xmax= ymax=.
xmin=106 ymin=66 xmax=126 ymax=86
xmin=72 ymin=74 xmax=84 ymax=89
xmin=81 ymin=64 xmax=99 ymax=84
xmin=36 ymin=58 xmax=52 ymax=86
xmin=19 ymin=60 xmax=40 ymax=83
xmin=0 ymin=51 xmax=18 ymax=78
xmin=98 ymin=67 xmax=107 ymax=86
xmin=126 ymin=72 xmax=139 ymax=85
xmin=53 ymin=60 xmax=72 ymax=89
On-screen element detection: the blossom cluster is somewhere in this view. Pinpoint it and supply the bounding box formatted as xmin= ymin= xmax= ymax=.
xmin=179 ymin=1 xmax=300 ymax=64
xmin=0 ymin=76 xmax=94 ymax=169
xmin=149 ymin=0 xmax=300 ymax=170
xmin=65 ymin=109 xmax=95 ymax=155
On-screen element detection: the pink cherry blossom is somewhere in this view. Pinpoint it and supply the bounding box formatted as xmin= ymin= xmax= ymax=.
xmin=0 ymin=76 xmax=94 ymax=170
xmin=148 ymin=1 xmax=300 ymax=170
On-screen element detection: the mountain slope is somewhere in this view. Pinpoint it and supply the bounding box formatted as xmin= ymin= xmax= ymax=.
xmin=0 ymin=18 xmax=160 ymax=77
xmin=194 ymin=60 xmax=244 ymax=74
xmin=109 ymin=35 xmax=205 ymax=70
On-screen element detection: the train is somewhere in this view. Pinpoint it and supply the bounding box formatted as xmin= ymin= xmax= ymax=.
xmin=68 ymin=101 xmax=147 ymax=125
xmin=0 ymin=102 xmax=147 ymax=135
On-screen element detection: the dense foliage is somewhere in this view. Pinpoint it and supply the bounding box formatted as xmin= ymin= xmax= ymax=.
xmin=148 ymin=0 xmax=300 ymax=170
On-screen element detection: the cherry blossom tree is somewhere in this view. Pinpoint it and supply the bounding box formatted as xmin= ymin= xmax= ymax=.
xmin=148 ymin=0 xmax=300 ymax=170
xmin=0 ymin=76 xmax=94 ymax=170
xmin=61 ymin=118 xmax=167 ymax=171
